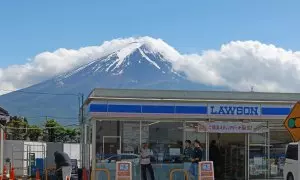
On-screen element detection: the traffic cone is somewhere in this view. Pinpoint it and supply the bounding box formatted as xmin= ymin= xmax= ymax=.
xmin=9 ymin=166 xmax=14 ymax=180
xmin=35 ymin=168 xmax=40 ymax=180
xmin=2 ymin=165 xmax=7 ymax=180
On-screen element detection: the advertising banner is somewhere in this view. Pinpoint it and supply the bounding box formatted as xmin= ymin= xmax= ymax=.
xmin=197 ymin=121 xmax=268 ymax=133
xmin=198 ymin=161 xmax=214 ymax=180
xmin=116 ymin=161 xmax=132 ymax=180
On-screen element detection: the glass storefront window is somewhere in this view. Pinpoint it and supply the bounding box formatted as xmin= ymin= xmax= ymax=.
xmin=269 ymin=130 xmax=291 ymax=179
xmin=141 ymin=120 xmax=185 ymax=180
xmin=95 ymin=120 xmax=141 ymax=180
xmin=185 ymin=121 xmax=207 ymax=160
xmin=91 ymin=119 xmax=290 ymax=180
xmin=94 ymin=120 xmax=190 ymax=180
xmin=249 ymin=133 xmax=268 ymax=179
xmin=210 ymin=133 xmax=246 ymax=180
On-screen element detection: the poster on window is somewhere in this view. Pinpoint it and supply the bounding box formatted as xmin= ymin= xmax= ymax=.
xmin=116 ymin=161 xmax=132 ymax=180
xmin=198 ymin=161 xmax=214 ymax=180
xmin=197 ymin=121 xmax=268 ymax=133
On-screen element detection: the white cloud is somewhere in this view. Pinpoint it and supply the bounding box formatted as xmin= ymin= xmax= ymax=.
xmin=0 ymin=37 xmax=147 ymax=93
xmin=1 ymin=37 xmax=300 ymax=95
xmin=175 ymin=40 xmax=300 ymax=92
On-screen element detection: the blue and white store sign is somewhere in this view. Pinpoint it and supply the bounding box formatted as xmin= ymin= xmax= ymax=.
xmin=209 ymin=105 xmax=260 ymax=116
xmin=88 ymin=102 xmax=292 ymax=117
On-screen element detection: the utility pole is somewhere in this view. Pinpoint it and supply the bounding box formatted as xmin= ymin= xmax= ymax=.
xmin=0 ymin=124 xmax=4 ymax=176
xmin=78 ymin=93 xmax=86 ymax=169
xmin=81 ymin=93 xmax=84 ymax=124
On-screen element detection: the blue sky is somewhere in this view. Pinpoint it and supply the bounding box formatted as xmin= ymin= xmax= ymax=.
xmin=0 ymin=0 xmax=300 ymax=68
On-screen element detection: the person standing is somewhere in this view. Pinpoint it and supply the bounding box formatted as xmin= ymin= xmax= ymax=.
xmin=54 ymin=151 xmax=72 ymax=180
xmin=209 ymin=140 xmax=221 ymax=178
xmin=190 ymin=140 xmax=203 ymax=178
xmin=183 ymin=140 xmax=194 ymax=162
xmin=140 ymin=143 xmax=155 ymax=180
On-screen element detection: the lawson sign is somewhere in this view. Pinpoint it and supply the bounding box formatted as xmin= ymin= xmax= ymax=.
xmin=209 ymin=105 xmax=260 ymax=116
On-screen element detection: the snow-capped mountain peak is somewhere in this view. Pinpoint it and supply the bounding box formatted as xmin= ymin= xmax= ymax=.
xmin=56 ymin=37 xmax=184 ymax=81
xmin=104 ymin=42 xmax=144 ymax=71
xmin=102 ymin=36 xmax=182 ymax=62
xmin=104 ymin=42 xmax=163 ymax=72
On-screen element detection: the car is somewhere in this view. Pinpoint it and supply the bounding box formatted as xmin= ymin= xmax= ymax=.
xmin=101 ymin=153 xmax=140 ymax=165
xmin=283 ymin=142 xmax=298 ymax=180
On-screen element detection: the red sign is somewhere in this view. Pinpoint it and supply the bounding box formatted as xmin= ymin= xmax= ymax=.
xmin=116 ymin=161 xmax=132 ymax=180
xmin=0 ymin=132 xmax=6 ymax=140
xmin=198 ymin=161 xmax=214 ymax=180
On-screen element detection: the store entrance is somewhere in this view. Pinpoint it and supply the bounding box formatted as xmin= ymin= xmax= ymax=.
xmin=209 ymin=133 xmax=246 ymax=180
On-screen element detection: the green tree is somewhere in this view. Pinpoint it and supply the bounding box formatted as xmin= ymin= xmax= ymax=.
xmin=27 ymin=125 xmax=43 ymax=141
xmin=64 ymin=128 xmax=80 ymax=142
xmin=44 ymin=119 xmax=69 ymax=142
xmin=7 ymin=116 xmax=28 ymax=140
xmin=43 ymin=119 xmax=80 ymax=143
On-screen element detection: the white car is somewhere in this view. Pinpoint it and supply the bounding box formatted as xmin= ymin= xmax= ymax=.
xmin=101 ymin=153 xmax=140 ymax=165
xmin=283 ymin=142 xmax=298 ymax=180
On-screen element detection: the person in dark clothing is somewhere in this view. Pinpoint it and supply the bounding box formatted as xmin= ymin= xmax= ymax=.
xmin=183 ymin=140 xmax=193 ymax=161
xmin=192 ymin=140 xmax=202 ymax=163
xmin=189 ymin=140 xmax=203 ymax=177
xmin=140 ymin=143 xmax=155 ymax=180
xmin=209 ymin=140 xmax=221 ymax=178
xmin=54 ymin=151 xmax=72 ymax=180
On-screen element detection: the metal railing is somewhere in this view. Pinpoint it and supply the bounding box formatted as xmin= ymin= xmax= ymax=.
xmin=169 ymin=168 xmax=189 ymax=180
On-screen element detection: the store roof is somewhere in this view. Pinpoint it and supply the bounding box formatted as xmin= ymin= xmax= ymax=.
xmin=84 ymin=88 xmax=300 ymax=105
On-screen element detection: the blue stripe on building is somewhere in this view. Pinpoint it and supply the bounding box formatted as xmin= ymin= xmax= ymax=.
xmin=176 ymin=106 xmax=207 ymax=114
xmin=108 ymin=104 xmax=141 ymax=113
xmin=90 ymin=104 xmax=208 ymax=114
xmin=142 ymin=105 xmax=174 ymax=114
xmin=89 ymin=104 xmax=107 ymax=112
xmin=261 ymin=107 xmax=291 ymax=115
xmin=89 ymin=103 xmax=292 ymax=116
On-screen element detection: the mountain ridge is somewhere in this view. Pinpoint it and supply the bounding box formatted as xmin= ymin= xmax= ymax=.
xmin=0 ymin=37 xmax=225 ymax=125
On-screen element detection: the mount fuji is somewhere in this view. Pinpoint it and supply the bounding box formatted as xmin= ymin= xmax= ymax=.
xmin=0 ymin=37 xmax=224 ymax=125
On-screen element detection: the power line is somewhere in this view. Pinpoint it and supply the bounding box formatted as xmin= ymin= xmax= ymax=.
xmin=4 ymin=123 xmax=79 ymax=130
xmin=0 ymin=88 xmax=82 ymax=97
xmin=0 ymin=88 xmax=85 ymax=128
xmin=13 ymin=115 xmax=78 ymax=120
xmin=0 ymin=88 xmax=85 ymax=115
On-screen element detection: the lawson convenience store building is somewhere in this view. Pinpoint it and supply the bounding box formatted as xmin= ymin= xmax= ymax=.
xmin=81 ymin=88 xmax=297 ymax=180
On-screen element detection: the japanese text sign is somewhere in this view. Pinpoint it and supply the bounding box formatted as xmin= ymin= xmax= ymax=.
xmin=198 ymin=161 xmax=214 ymax=180
xmin=116 ymin=161 xmax=132 ymax=180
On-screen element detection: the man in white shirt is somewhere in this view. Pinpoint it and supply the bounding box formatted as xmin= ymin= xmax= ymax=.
xmin=140 ymin=143 xmax=155 ymax=180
